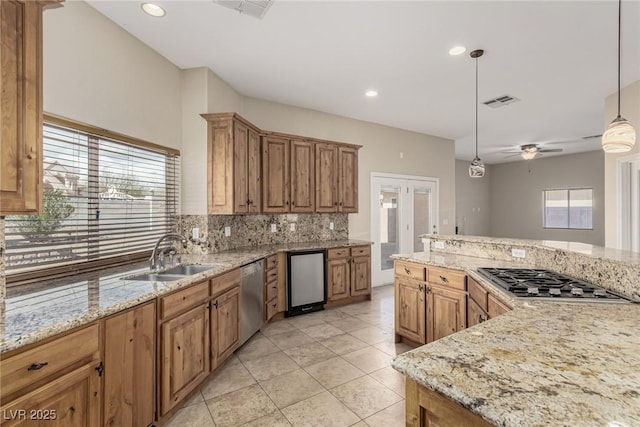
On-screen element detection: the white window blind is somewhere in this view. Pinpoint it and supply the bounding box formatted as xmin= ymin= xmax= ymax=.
xmin=5 ymin=121 xmax=180 ymax=276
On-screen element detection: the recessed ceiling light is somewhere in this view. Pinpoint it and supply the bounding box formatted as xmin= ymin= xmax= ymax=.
xmin=449 ymin=46 xmax=466 ymax=56
xmin=365 ymin=90 xmax=378 ymax=97
xmin=141 ymin=3 xmax=165 ymax=17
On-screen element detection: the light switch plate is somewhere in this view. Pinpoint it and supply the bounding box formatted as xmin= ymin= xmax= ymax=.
xmin=511 ymin=248 xmax=526 ymax=258
xmin=290 ymin=223 xmax=296 ymax=231
xmin=329 ymin=222 xmax=334 ymax=230
xmin=224 ymin=226 xmax=231 ymax=237
xmin=271 ymin=223 xmax=277 ymax=233
xmin=434 ymin=241 xmax=445 ymax=249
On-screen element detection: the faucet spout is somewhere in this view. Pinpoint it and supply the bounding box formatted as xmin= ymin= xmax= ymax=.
xmin=150 ymin=233 xmax=187 ymax=271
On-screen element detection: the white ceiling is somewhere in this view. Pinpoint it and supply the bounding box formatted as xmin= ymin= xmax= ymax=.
xmin=86 ymin=0 xmax=640 ymax=164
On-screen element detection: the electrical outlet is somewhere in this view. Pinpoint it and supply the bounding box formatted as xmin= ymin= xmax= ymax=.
xmin=434 ymin=241 xmax=445 ymax=250
xmin=290 ymin=223 xmax=296 ymax=231
xmin=270 ymin=223 xmax=277 ymax=233
xmin=224 ymin=226 xmax=231 ymax=237
xmin=329 ymin=222 xmax=334 ymax=230
xmin=511 ymin=248 xmax=526 ymax=259
xmin=192 ymin=227 xmax=200 ymax=240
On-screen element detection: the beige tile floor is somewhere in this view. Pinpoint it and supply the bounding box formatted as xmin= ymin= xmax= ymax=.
xmin=165 ymin=284 xmax=411 ymax=427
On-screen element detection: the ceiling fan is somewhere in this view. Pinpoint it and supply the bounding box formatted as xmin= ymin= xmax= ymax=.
xmin=500 ymin=134 xmax=602 ymax=160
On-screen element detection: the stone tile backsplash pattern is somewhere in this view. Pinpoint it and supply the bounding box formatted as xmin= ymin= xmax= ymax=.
xmin=178 ymin=214 xmax=348 ymax=254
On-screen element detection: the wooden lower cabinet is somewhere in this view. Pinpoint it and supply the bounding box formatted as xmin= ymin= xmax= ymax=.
xmin=160 ymin=303 xmax=210 ymax=416
xmin=102 ymin=302 xmax=155 ymax=427
xmin=350 ymin=256 xmax=371 ymax=296
xmin=467 ymin=298 xmax=488 ymax=328
xmin=1 ymin=362 xmax=101 ymax=427
xmin=406 ymin=378 xmax=493 ymax=427
xmin=487 ymin=294 xmax=510 ymax=318
xmin=426 ymin=286 xmax=466 ymax=343
xmin=395 ymin=278 xmax=426 ymax=345
xmin=327 ymin=258 xmax=350 ymax=301
xmin=211 ymin=286 xmax=240 ymax=369
xmin=467 ymin=277 xmax=512 ymax=328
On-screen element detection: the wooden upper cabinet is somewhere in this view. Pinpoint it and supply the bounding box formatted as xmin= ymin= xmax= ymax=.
xmin=202 ymin=113 xmax=261 ymax=214
xmin=315 ymin=143 xmax=338 ymax=212
xmin=0 ymin=1 xmax=60 ymax=215
xmin=338 ymin=146 xmax=358 ymax=213
xmin=290 ymin=139 xmax=315 ymax=213
xmin=262 ymin=135 xmax=290 ymax=213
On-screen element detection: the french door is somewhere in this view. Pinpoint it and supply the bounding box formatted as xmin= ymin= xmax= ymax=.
xmin=619 ymin=155 xmax=640 ymax=252
xmin=370 ymin=173 xmax=439 ymax=286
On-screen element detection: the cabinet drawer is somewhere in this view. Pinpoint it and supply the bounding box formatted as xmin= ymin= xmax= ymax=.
xmin=211 ymin=268 xmax=241 ymax=297
xmin=327 ymin=247 xmax=349 ymax=259
xmin=1 ymin=323 xmax=99 ymax=401
xmin=265 ymin=297 xmax=278 ymax=320
xmin=265 ymin=268 xmax=278 ymax=283
xmin=350 ymin=246 xmax=370 ymax=257
xmin=160 ymin=281 xmax=209 ymax=320
xmin=428 ymin=266 xmax=466 ymax=291
xmin=468 ymin=277 xmax=488 ymax=310
xmin=265 ymin=255 xmax=278 ymax=270
xmin=266 ymin=279 xmax=278 ymax=301
xmin=395 ymin=261 xmax=426 ymax=282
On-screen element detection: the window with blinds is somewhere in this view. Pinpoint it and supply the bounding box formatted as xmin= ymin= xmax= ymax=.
xmin=5 ymin=119 xmax=180 ymax=278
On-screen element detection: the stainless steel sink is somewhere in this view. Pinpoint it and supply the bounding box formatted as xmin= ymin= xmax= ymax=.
xmin=162 ymin=264 xmax=217 ymax=275
xmin=125 ymin=273 xmax=187 ymax=282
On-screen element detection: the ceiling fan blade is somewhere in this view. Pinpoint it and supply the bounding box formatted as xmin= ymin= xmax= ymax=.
xmin=500 ymin=150 xmax=522 ymax=154
xmin=539 ymin=148 xmax=563 ymax=153
xmin=503 ymin=153 xmax=522 ymax=158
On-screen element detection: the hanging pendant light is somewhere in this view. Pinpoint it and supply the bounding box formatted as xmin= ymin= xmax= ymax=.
xmin=602 ymin=0 xmax=636 ymax=153
xmin=469 ymin=49 xmax=485 ymax=178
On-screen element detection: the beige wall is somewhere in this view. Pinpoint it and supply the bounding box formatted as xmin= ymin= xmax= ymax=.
xmin=43 ymin=1 xmax=182 ymax=150
xmin=489 ymin=151 xmax=605 ymax=246
xmin=604 ymin=80 xmax=640 ymax=248
xmin=455 ymin=160 xmax=492 ymax=236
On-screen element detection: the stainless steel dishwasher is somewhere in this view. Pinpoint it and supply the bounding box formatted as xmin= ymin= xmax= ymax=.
xmin=286 ymin=250 xmax=326 ymax=317
xmin=239 ymin=259 xmax=264 ymax=346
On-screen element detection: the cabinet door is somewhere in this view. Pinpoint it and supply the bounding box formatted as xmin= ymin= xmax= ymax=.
xmin=262 ymin=136 xmax=290 ymax=213
xmin=211 ymin=286 xmax=240 ymax=369
xmin=0 ymin=0 xmax=44 ymax=215
xmin=233 ymin=120 xmax=250 ymax=214
xmin=338 ymin=146 xmax=358 ymax=213
xmin=395 ymin=278 xmax=426 ymax=344
xmin=327 ymin=258 xmax=350 ymax=301
xmin=160 ymin=304 xmax=210 ymax=415
xmin=487 ymin=294 xmax=511 ymax=319
xmin=315 ymin=143 xmax=338 ymax=213
xmin=290 ymin=139 xmax=315 ymax=213
xmin=350 ymin=256 xmax=371 ymax=297
xmin=427 ymin=286 xmax=466 ymax=343
xmin=207 ymin=117 xmax=234 ymax=214
xmin=0 ymin=362 xmax=101 ymax=427
xmin=247 ymin=127 xmax=261 ymax=213
xmin=103 ymin=302 xmax=155 ymax=427
xmin=467 ymin=298 xmax=488 ymax=328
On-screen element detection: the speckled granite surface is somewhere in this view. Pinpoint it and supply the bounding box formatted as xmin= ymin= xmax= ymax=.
xmin=425 ymin=235 xmax=640 ymax=300
xmin=392 ymin=302 xmax=640 ymax=427
xmin=0 ymin=239 xmax=370 ymax=354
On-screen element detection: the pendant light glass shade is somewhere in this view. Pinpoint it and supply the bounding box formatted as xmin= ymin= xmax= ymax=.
xmin=603 ymin=0 xmax=636 ymax=153
xmin=602 ymin=116 xmax=636 ymax=153
xmin=468 ymin=156 xmax=485 ymax=178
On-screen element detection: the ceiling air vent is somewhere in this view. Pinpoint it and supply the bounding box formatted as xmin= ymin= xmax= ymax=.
xmin=483 ymin=95 xmax=520 ymax=108
xmin=214 ymin=0 xmax=274 ymax=19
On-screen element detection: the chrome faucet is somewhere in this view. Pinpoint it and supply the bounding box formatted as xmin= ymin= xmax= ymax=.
xmin=150 ymin=233 xmax=187 ymax=271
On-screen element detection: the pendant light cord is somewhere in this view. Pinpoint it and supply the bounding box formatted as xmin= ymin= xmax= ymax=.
xmin=617 ymin=0 xmax=622 ymax=118
xmin=475 ymin=54 xmax=479 ymax=157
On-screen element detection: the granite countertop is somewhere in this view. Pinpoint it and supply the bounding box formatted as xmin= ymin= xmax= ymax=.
xmin=0 ymin=239 xmax=371 ymax=354
xmin=392 ymin=302 xmax=640 ymax=427
xmin=392 ymin=250 xmax=640 ymax=426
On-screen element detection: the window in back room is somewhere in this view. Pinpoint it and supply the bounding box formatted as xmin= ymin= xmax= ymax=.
xmin=4 ymin=117 xmax=180 ymax=280
xmin=543 ymin=188 xmax=593 ymax=230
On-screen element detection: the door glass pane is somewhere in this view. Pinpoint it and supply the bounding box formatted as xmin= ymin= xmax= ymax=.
xmin=413 ymin=188 xmax=431 ymax=252
xmin=379 ymin=185 xmax=400 ymax=271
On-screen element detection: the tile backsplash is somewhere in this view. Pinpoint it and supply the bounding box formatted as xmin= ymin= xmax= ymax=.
xmin=177 ymin=213 xmax=348 ymax=254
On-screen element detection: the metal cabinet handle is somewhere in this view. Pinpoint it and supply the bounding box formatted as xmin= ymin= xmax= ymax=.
xmin=27 ymin=362 xmax=48 ymax=371
xmin=478 ymin=314 xmax=485 ymax=323
xmin=439 ymin=275 xmax=449 ymax=283
xmin=404 ymin=267 xmax=411 ymax=275
xmin=418 ymin=284 xmax=423 ymax=291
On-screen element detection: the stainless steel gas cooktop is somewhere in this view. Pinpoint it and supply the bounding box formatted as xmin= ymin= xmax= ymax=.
xmin=477 ymin=268 xmax=634 ymax=303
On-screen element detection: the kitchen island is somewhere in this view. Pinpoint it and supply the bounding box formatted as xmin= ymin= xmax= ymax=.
xmin=391 ymin=235 xmax=640 ymax=427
